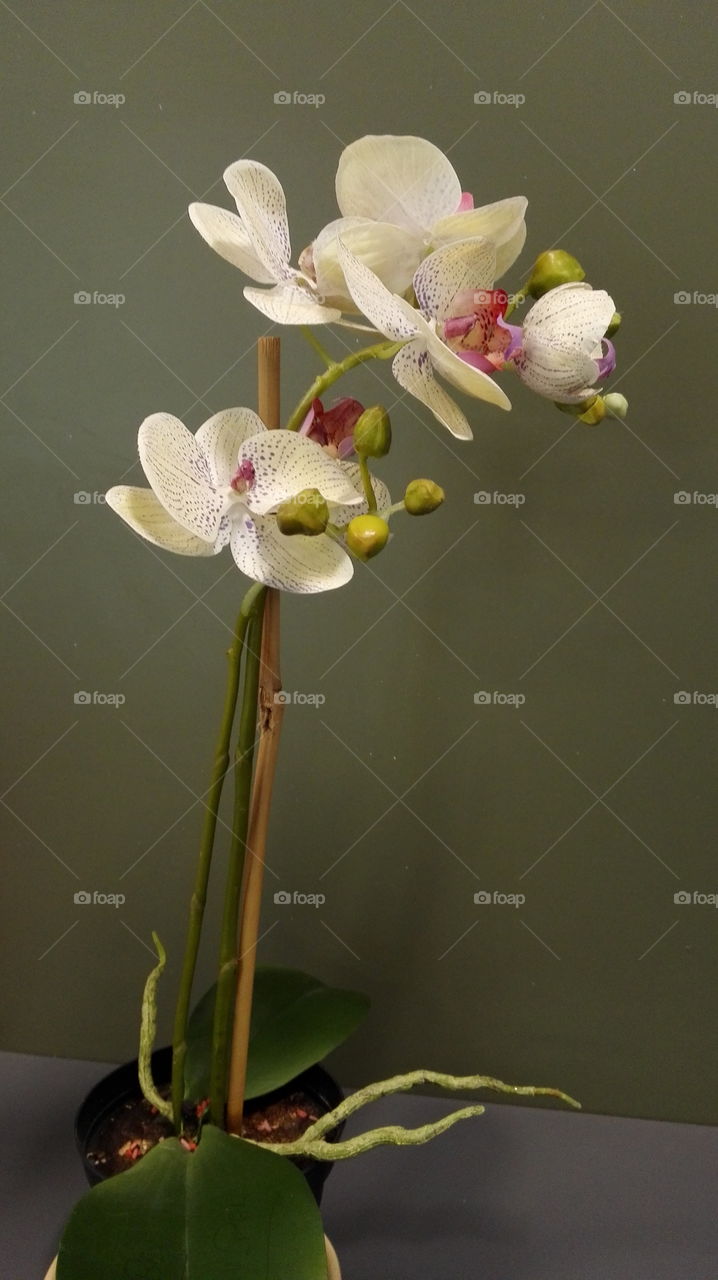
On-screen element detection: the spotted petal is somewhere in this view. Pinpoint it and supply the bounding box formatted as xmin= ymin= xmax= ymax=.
xmin=312 ymin=217 xmax=423 ymax=308
xmin=522 ymin=282 xmax=615 ymax=356
xmin=243 ymin=283 xmax=342 ymax=325
xmin=418 ymin=314 xmax=512 ymax=411
xmin=106 ymin=486 xmax=221 ymax=555
xmin=231 ymin=513 xmax=353 ymax=593
xmin=195 ymin=408 xmax=266 ymax=486
xmin=187 ymin=203 xmax=275 ymax=284
xmin=223 ymin=160 xmax=293 ymax=283
xmin=239 ymin=431 xmax=363 ymax=515
xmin=337 ymin=240 xmax=418 ymax=341
xmin=336 ymin=135 xmax=462 ymax=235
xmin=138 ymin=414 xmax=225 ymax=543
xmin=413 ymin=239 xmax=497 ymax=322
xmin=392 ymin=342 xmax=474 ymax=440
xmin=515 ymin=345 xmax=599 ymax=403
xmin=431 ymin=196 xmax=528 ymax=278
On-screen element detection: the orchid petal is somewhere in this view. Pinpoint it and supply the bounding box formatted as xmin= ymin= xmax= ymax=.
xmin=337 ymin=241 xmax=418 ymax=341
xmin=243 ymin=283 xmax=341 ymax=325
xmin=137 ymin=414 xmax=225 ymax=543
xmin=431 ymin=196 xmax=528 ymax=277
xmin=187 ymin=203 xmax=275 ymax=284
xmin=418 ymin=315 xmax=512 ymax=411
xmin=522 ymin=282 xmax=615 ymax=356
xmin=231 ymin=514 xmax=353 ymax=593
xmin=105 ymin=487 xmax=221 ymax=556
xmin=330 ymin=463 xmax=392 ymax=525
xmin=392 ymin=342 xmax=474 ymax=440
xmin=312 ymin=217 xmax=423 ymax=307
xmin=223 ymin=160 xmax=292 ymax=282
xmin=413 ymin=239 xmax=497 ymax=322
xmin=514 ymin=346 xmax=599 ymax=403
xmin=239 ymin=431 xmax=362 ymax=515
xmin=336 ymin=135 xmax=462 ymax=235
xmin=195 ymin=408 xmax=266 ymax=486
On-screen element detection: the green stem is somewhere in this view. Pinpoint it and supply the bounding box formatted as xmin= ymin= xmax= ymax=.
xmin=209 ymin=599 xmax=266 ymax=1126
xmin=170 ymin=581 xmax=265 ymax=1132
xmin=300 ymin=326 xmax=334 ymax=369
xmin=504 ymin=279 xmax=531 ymax=320
xmin=358 ymin=456 xmax=377 ymax=511
xmin=285 ymin=339 xmax=404 ymax=432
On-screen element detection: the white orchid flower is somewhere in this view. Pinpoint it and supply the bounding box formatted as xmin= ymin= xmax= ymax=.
xmin=338 ymin=237 xmax=512 ymax=440
xmin=106 ymin=409 xmax=367 ymax=593
xmin=511 ymin=282 xmax=617 ymax=403
xmin=328 ymin=135 xmax=527 ymax=295
xmin=189 ymin=162 xmax=342 ymax=326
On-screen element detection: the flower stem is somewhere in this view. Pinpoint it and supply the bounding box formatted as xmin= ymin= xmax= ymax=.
xmin=504 ymin=279 xmax=531 ymax=320
xmin=300 ymin=325 xmax=334 ymax=369
xmin=285 ymin=340 xmax=404 ymax=432
xmin=208 ymin=597 xmax=266 ymax=1126
xmin=358 ymin=456 xmax=377 ymax=511
xmin=169 ymin=579 xmax=264 ymax=1133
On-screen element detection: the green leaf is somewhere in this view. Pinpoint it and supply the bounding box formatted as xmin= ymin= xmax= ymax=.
xmin=185 ymin=965 xmax=369 ymax=1102
xmin=57 ymin=1125 xmax=328 ymax=1280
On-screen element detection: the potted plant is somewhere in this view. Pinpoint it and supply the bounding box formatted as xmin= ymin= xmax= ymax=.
xmin=49 ymin=133 xmax=625 ymax=1279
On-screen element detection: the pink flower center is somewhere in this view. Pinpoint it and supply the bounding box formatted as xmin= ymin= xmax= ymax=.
xmin=230 ymin=458 xmax=256 ymax=494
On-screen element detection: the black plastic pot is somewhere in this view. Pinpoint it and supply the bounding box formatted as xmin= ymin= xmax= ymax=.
xmin=75 ymin=1045 xmax=344 ymax=1206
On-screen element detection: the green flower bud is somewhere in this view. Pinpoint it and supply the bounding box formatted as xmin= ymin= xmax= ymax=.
xmin=345 ymin=514 xmax=390 ymax=559
xmin=353 ymin=405 xmax=392 ymax=458
xmin=527 ymin=249 xmax=586 ymax=299
xmin=404 ymin=478 xmax=446 ymax=515
xmin=605 ymin=311 xmax=622 ymax=337
xmin=555 ymin=396 xmax=598 ymax=417
xmin=276 ymin=488 xmax=329 ymax=537
xmin=603 ymin=392 xmax=628 ymax=419
xmin=578 ymin=396 xmax=606 ymax=426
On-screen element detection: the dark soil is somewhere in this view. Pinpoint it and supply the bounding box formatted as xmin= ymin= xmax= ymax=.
xmin=87 ymin=1089 xmax=322 ymax=1178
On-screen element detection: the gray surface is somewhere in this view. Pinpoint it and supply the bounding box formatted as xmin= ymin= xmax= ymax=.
xmin=4 ymin=1051 xmax=718 ymax=1280
xmin=2 ymin=0 xmax=718 ymax=1125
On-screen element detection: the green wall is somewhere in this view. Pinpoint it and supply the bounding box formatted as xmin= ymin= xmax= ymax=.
xmin=2 ymin=0 xmax=717 ymax=1123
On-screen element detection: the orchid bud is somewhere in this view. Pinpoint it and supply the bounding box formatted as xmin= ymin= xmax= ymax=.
xmin=353 ymin=405 xmax=392 ymax=458
xmin=606 ymin=312 xmax=622 ymax=337
xmin=276 ymin=488 xmax=329 ymax=537
xmin=404 ymin=479 xmax=445 ymax=515
xmin=603 ymin=392 xmax=628 ymax=419
xmin=527 ymin=249 xmax=585 ymax=299
xmin=579 ymin=396 xmax=606 ymax=425
xmin=345 ymin=514 xmax=390 ymax=559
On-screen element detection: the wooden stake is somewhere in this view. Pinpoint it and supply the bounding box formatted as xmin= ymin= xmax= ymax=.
xmin=226 ymin=338 xmax=284 ymax=1134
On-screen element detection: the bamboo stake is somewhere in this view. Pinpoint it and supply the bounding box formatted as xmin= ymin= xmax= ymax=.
xmin=226 ymin=337 xmax=285 ymax=1134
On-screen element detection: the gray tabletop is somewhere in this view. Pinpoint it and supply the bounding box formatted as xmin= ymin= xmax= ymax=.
xmin=3 ymin=1051 xmax=717 ymax=1280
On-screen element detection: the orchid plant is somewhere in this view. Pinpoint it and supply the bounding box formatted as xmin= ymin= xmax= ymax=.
xmin=54 ymin=134 xmax=625 ymax=1280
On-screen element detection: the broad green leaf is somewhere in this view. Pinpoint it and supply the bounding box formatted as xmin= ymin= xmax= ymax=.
xmin=57 ymin=1124 xmax=328 ymax=1280
xmin=185 ymin=965 xmax=369 ymax=1102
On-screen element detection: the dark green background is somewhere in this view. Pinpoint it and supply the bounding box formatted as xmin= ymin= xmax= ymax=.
xmin=2 ymin=0 xmax=716 ymax=1123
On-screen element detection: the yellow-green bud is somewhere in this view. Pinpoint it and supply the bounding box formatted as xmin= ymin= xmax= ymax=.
xmin=527 ymin=249 xmax=586 ymax=299
xmin=606 ymin=312 xmax=622 ymax=337
xmin=555 ymin=395 xmax=598 ymax=417
xmin=603 ymin=392 xmax=628 ymax=419
xmin=345 ymin=514 xmax=390 ymax=559
xmin=353 ymin=405 xmax=392 ymax=458
xmin=404 ymin=478 xmax=446 ymax=515
xmin=276 ymin=488 xmax=329 ymax=536
xmin=578 ymin=396 xmax=606 ymax=426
